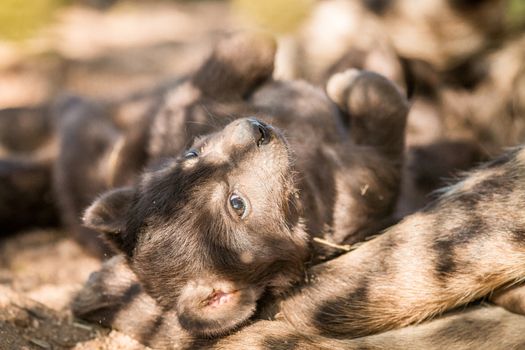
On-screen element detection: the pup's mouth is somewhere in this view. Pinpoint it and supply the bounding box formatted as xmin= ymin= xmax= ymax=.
xmin=177 ymin=281 xmax=260 ymax=337
xmin=204 ymin=289 xmax=239 ymax=307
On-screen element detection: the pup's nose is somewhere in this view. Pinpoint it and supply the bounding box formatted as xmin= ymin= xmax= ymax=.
xmin=247 ymin=118 xmax=271 ymax=146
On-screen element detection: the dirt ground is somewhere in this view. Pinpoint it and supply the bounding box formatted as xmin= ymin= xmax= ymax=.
xmin=0 ymin=229 xmax=151 ymax=349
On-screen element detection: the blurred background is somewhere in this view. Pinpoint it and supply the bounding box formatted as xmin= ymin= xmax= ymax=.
xmin=0 ymin=0 xmax=524 ymax=348
xmin=1 ymin=0 xmax=524 ymax=213
xmin=0 ymin=0 xmax=524 ymax=146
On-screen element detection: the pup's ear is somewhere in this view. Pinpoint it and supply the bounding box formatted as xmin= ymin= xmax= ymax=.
xmin=83 ymin=187 xmax=135 ymax=253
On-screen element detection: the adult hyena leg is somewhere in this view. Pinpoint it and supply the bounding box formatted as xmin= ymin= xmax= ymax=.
xmin=326 ymin=69 xmax=408 ymax=160
xmin=215 ymin=307 xmax=525 ymax=350
xmin=74 ymin=259 xmax=525 ymax=350
xmin=277 ymin=146 xmax=525 ymax=338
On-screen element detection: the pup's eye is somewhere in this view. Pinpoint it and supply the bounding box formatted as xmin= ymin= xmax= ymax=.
xmin=184 ymin=150 xmax=199 ymax=159
xmin=229 ymin=194 xmax=246 ymax=217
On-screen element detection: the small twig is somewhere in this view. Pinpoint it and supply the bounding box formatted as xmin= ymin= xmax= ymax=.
xmin=25 ymin=337 xmax=51 ymax=349
xmin=72 ymin=321 xmax=94 ymax=331
xmin=365 ymin=233 xmax=381 ymax=241
xmin=312 ymin=237 xmax=351 ymax=252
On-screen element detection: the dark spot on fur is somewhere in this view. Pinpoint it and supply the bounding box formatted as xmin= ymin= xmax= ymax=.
xmin=314 ymin=278 xmax=370 ymax=337
xmin=470 ymin=173 xmax=515 ymax=201
xmin=138 ymin=314 xmax=165 ymax=345
xmin=511 ymin=229 xmax=525 ymax=244
xmin=433 ymin=214 xmax=486 ymax=280
xmin=433 ymin=314 xmax=499 ymax=344
xmin=362 ymin=0 xmax=392 ymax=15
xmin=261 ymin=335 xmax=301 ymax=350
xmin=433 ymin=238 xmax=457 ymax=277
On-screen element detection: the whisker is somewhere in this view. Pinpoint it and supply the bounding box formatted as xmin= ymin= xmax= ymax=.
xmin=199 ymin=103 xmax=222 ymax=128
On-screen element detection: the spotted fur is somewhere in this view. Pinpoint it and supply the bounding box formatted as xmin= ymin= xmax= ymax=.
xmin=74 ymin=145 xmax=525 ymax=348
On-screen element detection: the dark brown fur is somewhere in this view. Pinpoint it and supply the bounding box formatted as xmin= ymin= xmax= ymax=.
xmin=0 ymin=106 xmax=59 ymax=232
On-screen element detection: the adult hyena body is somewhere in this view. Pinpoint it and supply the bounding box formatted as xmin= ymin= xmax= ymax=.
xmin=68 ymin=32 xmax=525 ymax=350
xmin=277 ymin=146 xmax=525 ymax=337
xmin=74 ymin=146 xmax=525 ymax=349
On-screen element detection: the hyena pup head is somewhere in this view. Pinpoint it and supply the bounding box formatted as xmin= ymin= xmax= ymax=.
xmin=83 ymin=117 xmax=309 ymax=337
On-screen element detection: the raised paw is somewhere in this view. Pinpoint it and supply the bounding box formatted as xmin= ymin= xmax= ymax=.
xmin=326 ymin=69 xmax=408 ymax=159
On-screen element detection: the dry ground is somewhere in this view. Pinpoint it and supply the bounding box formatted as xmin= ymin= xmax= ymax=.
xmin=0 ymin=229 xmax=149 ymax=349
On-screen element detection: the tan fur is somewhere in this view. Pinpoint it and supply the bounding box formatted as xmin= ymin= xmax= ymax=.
xmin=216 ymin=306 xmax=525 ymax=350
xmin=277 ymin=147 xmax=525 ymax=337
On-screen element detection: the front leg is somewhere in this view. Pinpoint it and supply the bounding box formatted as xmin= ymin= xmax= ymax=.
xmin=74 ymin=219 xmax=525 ymax=350
xmin=215 ymin=306 xmax=525 ymax=350
xmin=72 ymin=255 xmax=201 ymax=349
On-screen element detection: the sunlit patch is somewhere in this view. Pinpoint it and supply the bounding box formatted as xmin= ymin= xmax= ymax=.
xmin=181 ymin=156 xmax=199 ymax=170
xmin=164 ymin=82 xmax=201 ymax=110
xmin=444 ymin=167 xmax=506 ymax=196
xmin=203 ymin=147 xmax=231 ymax=166
xmin=240 ymin=251 xmax=254 ymax=264
xmin=208 ymin=182 xmax=227 ymax=212
xmin=517 ymin=148 xmax=525 ymax=165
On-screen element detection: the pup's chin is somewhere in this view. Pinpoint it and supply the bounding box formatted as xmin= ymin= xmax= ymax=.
xmin=176 ymin=279 xmax=261 ymax=337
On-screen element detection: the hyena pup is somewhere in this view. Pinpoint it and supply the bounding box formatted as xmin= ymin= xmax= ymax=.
xmin=63 ymin=31 xmax=408 ymax=341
